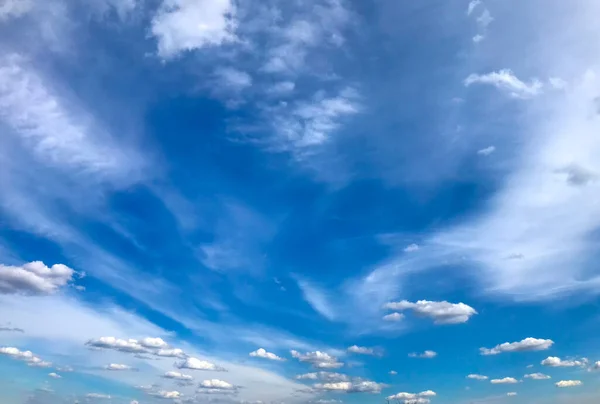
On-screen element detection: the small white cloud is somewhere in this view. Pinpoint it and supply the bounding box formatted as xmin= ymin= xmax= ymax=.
xmin=480 ymin=338 xmax=554 ymax=355
xmin=383 ymin=312 xmax=404 ymax=322
xmin=86 ymin=393 xmax=112 ymax=399
xmin=48 ymin=372 xmax=61 ymax=379
xmin=151 ymin=0 xmax=238 ymax=59
xmin=389 ymin=370 xmax=398 ymax=375
xmin=215 ymin=67 xmax=252 ymax=90
xmin=555 ymin=380 xmax=582 ymax=388
xmin=104 ymin=363 xmax=133 ymax=371
xmin=467 ymin=0 xmax=481 ymax=15
xmin=0 ymin=261 xmax=75 ymax=295
xmin=291 ymin=350 xmax=343 ymax=369
xmin=150 ymin=390 xmax=182 ymax=399
xmin=249 ymin=348 xmax=284 ymax=361
xmin=524 ymin=373 xmax=551 ymax=380
xmin=472 ymin=34 xmax=485 ymax=43
xmin=507 ymin=392 xmax=517 ymax=396
xmin=296 ymin=372 xmax=349 ymax=382
xmin=476 ymin=9 xmax=494 ymax=28
xmin=477 ymin=146 xmax=496 ymax=156
xmin=384 ymin=300 xmax=477 ymax=324
xmin=163 ymin=371 xmax=193 ymax=381
xmin=86 ymin=337 xmax=148 ymax=353
xmin=176 ymin=357 xmax=225 ymax=371
xmin=0 ymin=347 xmax=51 ymax=367
xmin=347 ymin=345 xmax=376 ymax=356
xmin=408 ymin=350 xmax=437 ymax=359
xmin=387 ymin=391 xmax=436 ymax=401
xmin=490 ymin=377 xmax=518 ymax=384
xmin=464 ymin=69 xmax=543 ymax=98
xmin=198 ymin=379 xmax=236 ymax=393
xmin=140 ymin=337 xmax=168 ymax=349
xmin=155 ymin=348 xmax=186 ymax=358
xmin=467 ymin=374 xmax=488 ymax=380
xmin=541 ymin=356 xmax=587 ymax=368
xmin=314 ymin=380 xmax=385 ymax=393
xmin=404 ymin=243 xmax=419 ymax=252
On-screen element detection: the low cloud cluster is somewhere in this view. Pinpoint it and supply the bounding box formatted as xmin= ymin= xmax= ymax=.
xmin=480 ymin=338 xmax=554 ymax=356
xmin=0 ymin=261 xmax=76 ymax=295
xmin=291 ymin=350 xmax=343 ymax=369
xmin=0 ymin=347 xmax=51 ymax=368
xmin=490 ymin=377 xmax=518 ymax=384
xmin=387 ymin=390 xmax=437 ymax=404
xmin=408 ymin=350 xmax=437 ymax=359
xmin=555 ymin=380 xmax=582 ymax=388
xmin=314 ymin=380 xmax=386 ymax=393
xmin=383 ymin=300 xmax=477 ymax=324
xmin=541 ymin=356 xmax=588 ymax=368
xmin=249 ymin=348 xmax=284 ymax=361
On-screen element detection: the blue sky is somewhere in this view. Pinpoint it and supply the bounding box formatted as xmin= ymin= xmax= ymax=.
xmin=1 ymin=0 xmax=600 ymax=403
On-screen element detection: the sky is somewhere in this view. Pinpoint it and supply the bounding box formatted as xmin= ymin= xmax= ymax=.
xmin=0 ymin=0 xmax=600 ymax=403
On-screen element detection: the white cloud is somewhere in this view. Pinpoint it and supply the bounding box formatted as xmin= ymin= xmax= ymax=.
xmin=347 ymin=345 xmax=376 ymax=355
xmin=525 ymin=373 xmax=551 ymax=380
xmin=408 ymin=350 xmax=437 ymax=359
xmin=86 ymin=393 xmax=112 ymax=399
xmin=0 ymin=0 xmax=33 ymax=20
xmin=477 ymin=146 xmax=496 ymax=156
xmin=314 ymin=380 xmax=385 ymax=393
xmin=155 ymin=348 xmax=186 ymax=358
xmin=541 ymin=356 xmax=587 ymax=368
xmin=404 ymin=243 xmax=419 ymax=252
xmin=176 ymin=357 xmax=226 ymax=371
xmin=104 ymin=363 xmax=134 ymax=371
xmin=383 ymin=312 xmax=404 ymax=322
xmin=0 ymin=261 xmax=75 ymax=295
xmin=476 ymin=9 xmax=493 ymax=28
xmin=296 ymin=372 xmax=349 ymax=382
xmin=274 ymin=87 xmax=360 ymax=149
xmin=472 ymin=34 xmax=485 ymax=43
xmin=48 ymin=372 xmax=61 ymax=379
xmin=86 ymin=337 xmax=149 ymax=353
xmin=151 ymin=0 xmax=238 ymax=59
xmin=291 ymin=350 xmax=343 ymax=369
xmin=480 ymin=338 xmax=554 ymax=355
xmin=215 ymin=67 xmax=252 ymax=90
xmin=163 ymin=371 xmax=193 ymax=381
xmin=467 ymin=0 xmax=481 ymax=15
xmin=249 ymin=348 xmax=284 ymax=361
xmin=490 ymin=377 xmax=518 ymax=384
xmin=555 ymin=380 xmax=582 ymax=388
xmin=150 ymin=390 xmax=182 ymax=399
xmin=199 ymin=379 xmax=235 ymax=390
xmin=464 ymin=69 xmax=543 ymax=98
xmin=507 ymin=392 xmax=517 ymax=397
xmin=383 ymin=300 xmax=477 ymax=324
xmin=389 ymin=370 xmax=398 ymax=375
xmin=0 ymin=347 xmax=51 ymax=367
xmin=140 ymin=337 xmax=168 ymax=349
xmin=387 ymin=391 xmax=436 ymax=401
xmin=467 ymin=374 xmax=488 ymax=380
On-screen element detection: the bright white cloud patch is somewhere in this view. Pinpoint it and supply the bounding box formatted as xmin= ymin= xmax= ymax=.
xmin=490 ymin=377 xmax=518 ymax=384
xmin=291 ymin=350 xmax=343 ymax=369
xmin=464 ymin=69 xmax=543 ymax=99
xmin=155 ymin=348 xmax=186 ymax=358
xmin=0 ymin=347 xmax=51 ymax=367
xmin=140 ymin=337 xmax=168 ymax=349
xmin=524 ymin=373 xmax=551 ymax=380
xmin=408 ymin=350 xmax=437 ymax=359
xmin=507 ymin=392 xmax=517 ymax=397
xmin=176 ymin=357 xmax=225 ymax=371
xmin=555 ymin=380 xmax=582 ymax=388
xmin=480 ymin=338 xmax=554 ymax=355
xmin=151 ymin=0 xmax=238 ymax=58
xmin=541 ymin=356 xmax=587 ymax=368
xmin=404 ymin=243 xmax=419 ymax=252
xmin=48 ymin=372 xmax=61 ymax=379
xmin=163 ymin=371 xmax=193 ymax=381
xmin=477 ymin=146 xmax=495 ymax=156
xmin=86 ymin=393 xmax=112 ymax=399
xmin=384 ymin=300 xmax=477 ymax=324
xmin=0 ymin=261 xmax=75 ymax=295
xmin=387 ymin=391 xmax=437 ymax=401
xmin=249 ymin=348 xmax=284 ymax=361
xmin=314 ymin=380 xmax=385 ymax=393
xmin=199 ymin=379 xmax=235 ymax=390
xmin=104 ymin=363 xmax=133 ymax=371
xmin=86 ymin=337 xmax=148 ymax=353
xmin=383 ymin=312 xmax=404 ymax=322
xmin=466 ymin=0 xmax=481 ymax=15
xmin=389 ymin=370 xmax=398 ymax=375
xmin=150 ymin=390 xmax=182 ymax=399
xmin=467 ymin=374 xmax=488 ymax=380
xmin=296 ymin=372 xmax=349 ymax=382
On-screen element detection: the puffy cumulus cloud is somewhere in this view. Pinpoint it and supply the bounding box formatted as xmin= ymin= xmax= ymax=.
xmin=0 ymin=347 xmax=51 ymax=367
xmin=541 ymin=356 xmax=588 ymax=368
xmin=140 ymin=337 xmax=168 ymax=349
xmin=199 ymin=379 xmax=235 ymax=390
xmin=155 ymin=348 xmax=186 ymax=358
xmin=490 ymin=377 xmax=518 ymax=384
xmin=176 ymin=357 xmax=226 ymax=371
xmin=556 ymin=380 xmax=582 ymax=388
xmin=383 ymin=300 xmax=477 ymax=324
xmin=163 ymin=371 xmax=193 ymax=381
xmin=524 ymin=373 xmax=551 ymax=380
xmin=249 ymin=348 xmax=284 ymax=361
xmin=467 ymin=374 xmax=488 ymax=381
xmin=150 ymin=390 xmax=182 ymax=399
xmin=296 ymin=372 xmax=350 ymax=382
xmin=48 ymin=372 xmax=61 ymax=379
xmin=480 ymin=338 xmax=554 ymax=356
xmin=86 ymin=337 xmax=148 ymax=353
xmin=314 ymin=380 xmax=385 ymax=393
xmin=347 ymin=345 xmax=377 ymax=356
xmin=408 ymin=350 xmax=437 ymax=359
xmin=151 ymin=0 xmax=238 ymax=59
xmin=464 ymin=69 xmax=543 ymax=99
xmin=0 ymin=261 xmax=75 ymax=295
xmin=383 ymin=312 xmax=404 ymax=322
xmin=291 ymin=350 xmax=343 ymax=369
xmin=387 ymin=391 xmax=436 ymax=402
xmin=104 ymin=363 xmax=134 ymax=371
